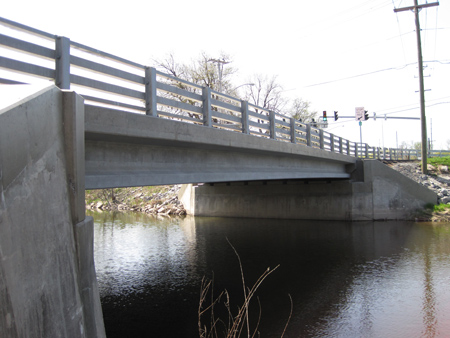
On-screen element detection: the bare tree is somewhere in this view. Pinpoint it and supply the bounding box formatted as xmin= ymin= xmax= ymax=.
xmin=155 ymin=53 xmax=187 ymax=79
xmin=153 ymin=54 xmax=317 ymax=128
xmin=243 ymin=74 xmax=287 ymax=113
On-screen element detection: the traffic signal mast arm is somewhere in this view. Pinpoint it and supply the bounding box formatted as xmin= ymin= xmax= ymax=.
xmin=329 ymin=113 xmax=420 ymax=120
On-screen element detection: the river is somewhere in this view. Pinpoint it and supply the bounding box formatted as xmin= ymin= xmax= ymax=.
xmin=89 ymin=210 xmax=450 ymax=338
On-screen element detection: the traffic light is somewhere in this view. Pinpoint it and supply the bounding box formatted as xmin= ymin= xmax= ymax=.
xmin=323 ymin=111 xmax=327 ymax=122
xmin=334 ymin=111 xmax=338 ymax=121
xmin=364 ymin=110 xmax=369 ymax=120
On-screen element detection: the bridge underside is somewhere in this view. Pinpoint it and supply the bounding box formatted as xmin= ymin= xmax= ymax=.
xmin=84 ymin=106 xmax=357 ymax=189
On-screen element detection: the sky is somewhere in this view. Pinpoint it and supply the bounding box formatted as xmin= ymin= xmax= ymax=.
xmin=2 ymin=0 xmax=450 ymax=149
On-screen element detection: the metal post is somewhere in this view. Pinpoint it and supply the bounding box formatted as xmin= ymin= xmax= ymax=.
xmin=330 ymin=134 xmax=335 ymax=152
xmin=145 ymin=67 xmax=157 ymax=116
xmin=359 ymin=121 xmax=363 ymax=152
xmin=202 ymin=86 xmax=212 ymax=127
xmin=55 ymin=36 xmax=70 ymax=89
xmin=269 ymin=111 xmax=275 ymax=139
xmin=290 ymin=117 xmax=296 ymax=144
xmin=241 ymin=100 xmax=249 ymax=134
xmin=306 ymin=124 xmax=312 ymax=147
xmin=319 ymin=129 xmax=324 ymax=149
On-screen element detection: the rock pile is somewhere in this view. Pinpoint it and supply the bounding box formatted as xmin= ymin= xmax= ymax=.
xmin=389 ymin=162 xmax=450 ymax=204
xmin=87 ymin=185 xmax=186 ymax=215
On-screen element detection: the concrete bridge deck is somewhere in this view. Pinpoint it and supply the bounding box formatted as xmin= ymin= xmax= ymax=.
xmin=85 ymin=105 xmax=357 ymax=189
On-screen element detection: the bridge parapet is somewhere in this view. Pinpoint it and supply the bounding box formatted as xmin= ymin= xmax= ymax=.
xmin=0 ymin=16 xmax=436 ymax=162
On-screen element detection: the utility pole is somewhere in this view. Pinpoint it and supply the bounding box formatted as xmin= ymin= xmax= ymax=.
xmin=394 ymin=1 xmax=439 ymax=174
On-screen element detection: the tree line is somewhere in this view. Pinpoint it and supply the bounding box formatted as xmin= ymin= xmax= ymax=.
xmin=153 ymin=52 xmax=318 ymax=123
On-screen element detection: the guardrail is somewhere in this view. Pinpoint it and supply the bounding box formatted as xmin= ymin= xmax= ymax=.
xmin=0 ymin=17 xmax=447 ymax=161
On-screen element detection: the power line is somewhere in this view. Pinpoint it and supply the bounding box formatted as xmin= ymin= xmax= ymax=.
xmin=392 ymin=0 xmax=408 ymax=63
xmin=297 ymin=0 xmax=392 ymax=40
xmin=304 ymin=59 xmax=449 ymax=88
xmin=304 ymin=63 xmax=415 ymax=87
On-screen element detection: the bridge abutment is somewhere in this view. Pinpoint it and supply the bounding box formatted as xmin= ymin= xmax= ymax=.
xmin=180 ymin=160 xmax=437 ymax=221
xmin=0 ymin=85 xmax=105 ymax=337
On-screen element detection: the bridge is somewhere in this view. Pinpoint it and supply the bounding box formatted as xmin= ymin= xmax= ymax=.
xmin=0 ymin=17 xmax=439 ymax=338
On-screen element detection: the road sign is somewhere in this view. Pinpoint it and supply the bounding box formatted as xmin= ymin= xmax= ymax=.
xmin=355 ymin=107 xmax=364 ymax=121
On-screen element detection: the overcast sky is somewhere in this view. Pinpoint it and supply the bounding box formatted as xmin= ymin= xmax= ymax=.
xmin=2 ymin=0 xmax=449 ymax=149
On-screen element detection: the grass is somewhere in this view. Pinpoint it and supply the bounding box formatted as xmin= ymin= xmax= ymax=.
xmin=198 ymin=239 xmax=292 ymax=338
xmin=425 ymin=156 xmax=450 ymax=168
xmin=421 ymin=203 xmax=450 ymax=222
xmin=431 ymin=203 xmax=450 ymax=213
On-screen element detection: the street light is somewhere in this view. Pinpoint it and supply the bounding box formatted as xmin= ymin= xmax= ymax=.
xmin=207 ymin=58 xmax=230 ymax=93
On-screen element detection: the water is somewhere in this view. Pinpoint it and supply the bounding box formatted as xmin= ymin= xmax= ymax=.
xmin=90 ymin=211 xmax=450 ymax=338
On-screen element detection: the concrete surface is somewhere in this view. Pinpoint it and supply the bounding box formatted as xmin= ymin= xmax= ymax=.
xmin=180 ymin=160 xmax=438 ymax=221
xmin=0 ymin=85 xmax=105 ymax=337
xmin=84 ymin=105 xmax=357 ymax=189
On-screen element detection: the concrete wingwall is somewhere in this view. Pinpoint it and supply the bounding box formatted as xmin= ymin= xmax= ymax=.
xmin=180 ymin=160 xmax=438 ymax=221
xmin=0 ymin=85 xmax=105 ymax=337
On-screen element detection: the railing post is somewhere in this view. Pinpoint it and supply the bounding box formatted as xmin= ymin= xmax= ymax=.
xmin=145 ymin=67 xmax=157 ymax=116
xmin=365 ymin=144 xmax=368 ymax=158
xmin=319 ymin=129 xmax=324 ymax=149
xmin=290 ymin=117 xmax=296 ymax=143
xmin=346 ymin=140 xmax=350 ymax=155
xmin=202 ymin=86 xmax=212 ymax=127
xmin=269 ymin=111 xmax=275 ymax=139
xmin=55 ymin=36 xmax=70 ymax=89
xmin=241 ymin=100 xmax=249 ymax=134
xmin=330 ymin=134 xmax=335 ymax=152
xmin=339 ymin=137 xmax=343 ymax=154
xmin=377 ymin=147 xmax=380 ymax=159
xmin=355 ymin=142 xmax=359 ymax=158
xmin=306 ymin=124 xmax=312 ymax=147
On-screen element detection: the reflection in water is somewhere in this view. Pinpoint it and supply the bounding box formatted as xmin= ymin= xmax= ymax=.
xmin=423 ymin=244 xmax=437 ymax=338
xmin=89 ymin=211 xmax=450 ymax=338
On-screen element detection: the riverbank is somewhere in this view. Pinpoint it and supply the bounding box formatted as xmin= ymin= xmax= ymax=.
xmin=86 ymin=185 xmax=186 ymax=215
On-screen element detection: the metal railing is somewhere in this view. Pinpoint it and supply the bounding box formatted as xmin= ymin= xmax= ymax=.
xmin=0 ymin=17 xmax=446 ymax=161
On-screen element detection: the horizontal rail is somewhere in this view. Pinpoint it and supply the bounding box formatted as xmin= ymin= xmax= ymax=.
xmin=1 ymin=16 xmax=441 ymax=163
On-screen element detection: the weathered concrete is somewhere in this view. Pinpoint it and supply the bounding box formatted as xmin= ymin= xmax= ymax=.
xmin=0 ymin=85 xmax=105 ymax=337
xmin=180 ymin=160 xmax=437 ymax=221
xmin=84 ymin=105 xmax=357 ymax=189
